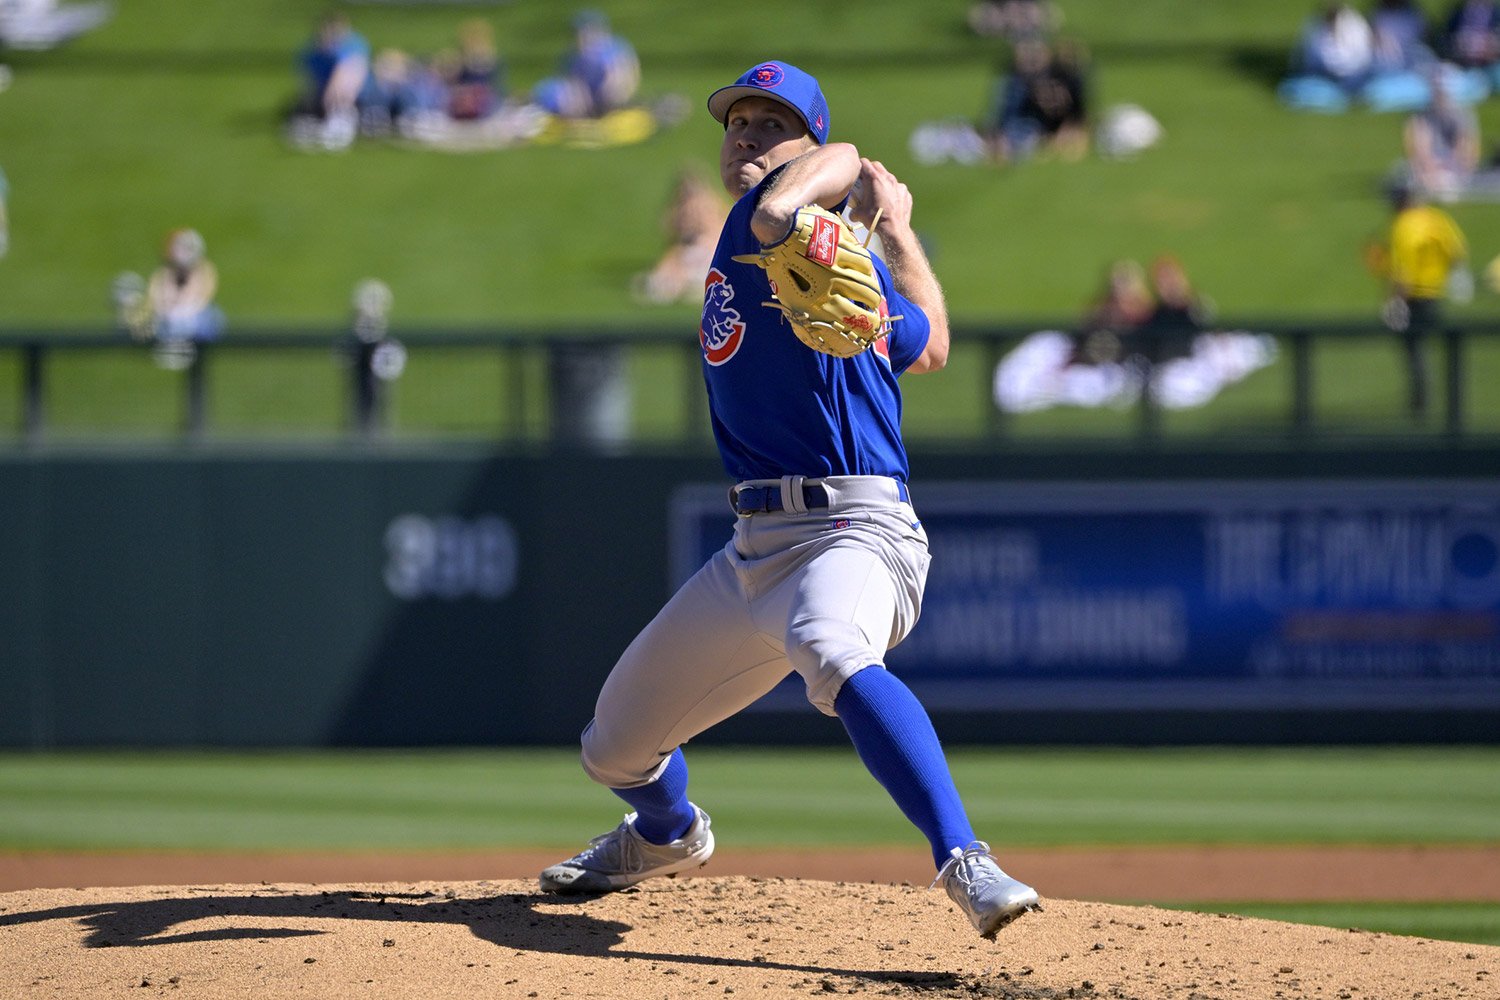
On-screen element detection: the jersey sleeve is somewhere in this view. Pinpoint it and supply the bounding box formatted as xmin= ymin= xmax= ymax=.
xmin=875 ymin=260 xmax=930 ymax=375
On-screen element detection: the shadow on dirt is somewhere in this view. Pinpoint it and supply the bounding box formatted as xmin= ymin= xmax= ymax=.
xmin=0 ymin=888 xmax=1051 ymax=992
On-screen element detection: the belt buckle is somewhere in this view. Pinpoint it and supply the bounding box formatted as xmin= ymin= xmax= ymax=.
xmin=732 ymin=485 xmax=761 ymax=517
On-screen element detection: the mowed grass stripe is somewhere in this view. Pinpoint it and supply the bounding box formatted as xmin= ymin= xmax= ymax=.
xmin=0 ymin=748 xmax=1496 ymax=851
xmin=1165 ymin=902 xmax=1500 ymax=948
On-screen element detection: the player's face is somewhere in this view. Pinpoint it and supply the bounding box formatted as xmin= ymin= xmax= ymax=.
xmin=720 ymin=97 xmax=815 ymax=197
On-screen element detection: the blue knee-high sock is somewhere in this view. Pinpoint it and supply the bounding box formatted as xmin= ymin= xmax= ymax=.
xmin=835 ymin=667 xmax=976 ymax=869
xmin=611 ymin=747 xmax=696 ymax=844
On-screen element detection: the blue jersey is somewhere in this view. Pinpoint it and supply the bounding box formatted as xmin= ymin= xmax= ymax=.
xmin=698 ymin=173 xmax=930 ymax=483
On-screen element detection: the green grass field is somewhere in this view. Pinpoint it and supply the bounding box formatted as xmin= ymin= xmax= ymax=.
xmin=2 ymin=747 xmax=1497 ymax=943
xmin=1162 ymin=901 xmax=1500 ymax=951
xmin=4 ymin=1 xmax=1500 ymax=438
xmin=5 ymin=0 xmax=1500 ymax=323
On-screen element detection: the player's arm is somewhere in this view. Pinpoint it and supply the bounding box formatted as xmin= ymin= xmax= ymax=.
xmin=850 ymin=157 xmax=950 ymax=374
xmin=750 ymin=142 xmax=862 ymax=245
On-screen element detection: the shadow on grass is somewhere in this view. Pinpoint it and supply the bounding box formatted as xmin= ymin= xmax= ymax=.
xmin=1219 ymin=43 xmax=1294 ymax=91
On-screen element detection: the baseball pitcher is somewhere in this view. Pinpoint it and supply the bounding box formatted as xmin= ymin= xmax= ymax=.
xmin=538 ymin=60 xmax=1040 ymax=940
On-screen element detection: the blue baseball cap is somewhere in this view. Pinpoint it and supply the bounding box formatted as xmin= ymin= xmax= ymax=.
xmin=707 ymin=61 xmax=829 ymax=144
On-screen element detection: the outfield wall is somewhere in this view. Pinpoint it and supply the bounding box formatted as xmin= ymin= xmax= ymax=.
xmin=2 ymin=445 xmax=1497 ymax=747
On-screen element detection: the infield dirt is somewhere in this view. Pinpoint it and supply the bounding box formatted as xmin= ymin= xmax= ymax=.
xmin=2 ymin=847 xmax=1497 ymax=999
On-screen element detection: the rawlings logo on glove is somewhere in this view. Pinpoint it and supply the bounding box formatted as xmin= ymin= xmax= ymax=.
xmin=733 ymin=205 xmax=899 ymax=359
xmin=806 ymin=214 xmax=840 ymax=267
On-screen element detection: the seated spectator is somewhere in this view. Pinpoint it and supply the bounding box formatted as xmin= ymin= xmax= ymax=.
xmin=145 ymin=228 xmax=224 ymax=342
xmin=967 ymin=0 xmax=1062 ymax=40
xmin=1136 ymin=254 xmax=1211 ymax=364
xmin=442 ymin=18 xmax=506 ymax=122
xmin=1362 ymin=0 xmax=1453 ymax=111
xmin=362 ymin=48 xmax=449 ymax=137
xmin=1369 ymin=0 xmax=1431 ymax=73
xmin=1280 ymin=3 xmax=1373 ymax=111
xmin=631 ymin=168 xmax=729 ymax=305
xmin=1441 ymin=0 xmax=1500 ymax=76
xmin=533 ymin=9 xmax=640 ymax=120
xmin=1072 ymin=258 xmax=1154 ymax=366
xmin=1281 ymin=1 xmax=1458 ymax=112
xmin=988 ymin=37 xmax=1091 ymax=163
xmin=993 ymin=260 xmax=1152 ymax=412
xmin=1402 ymin=75 xmax=1484 ymax=199
xmin=1140 ymin=259 xmax=1278 ymax=411
xmin=291 ymin=12 xmax=371 ymax=149
xmin=994 ymin=257 xmax=1276 ymax=413
xmin=1298 ymin=3 xmax=1375 ymax=89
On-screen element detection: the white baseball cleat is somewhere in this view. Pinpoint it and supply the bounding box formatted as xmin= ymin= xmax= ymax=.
xmin=538 ymin=804 xmax=714 ymax=895
xmin=934 ymin=841 xmax=1041 ymax=939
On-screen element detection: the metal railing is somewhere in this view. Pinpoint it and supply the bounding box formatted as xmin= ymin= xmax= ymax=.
xmin=3 ymin=318 xmax=1497 ymax=447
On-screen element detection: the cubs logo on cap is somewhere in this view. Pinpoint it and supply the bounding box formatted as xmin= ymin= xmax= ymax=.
xmin=750 ymin=63 xmax=784 ymax=88
xmin=707 ymin=60 xmax=830 ymax=145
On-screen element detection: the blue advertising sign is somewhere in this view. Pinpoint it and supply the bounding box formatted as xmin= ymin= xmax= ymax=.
xmin=669 ymin=481 xmax=1500 ymax=712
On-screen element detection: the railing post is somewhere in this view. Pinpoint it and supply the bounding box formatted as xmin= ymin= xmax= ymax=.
xmin=184 ymin=343 xmax=208 ymax=440
xmin=22 ymin=342 xmax=44 ymax=445
xmin=684 ymin=339 xmax=705 ymax=444
xmin=506 ymin=343 xmax=527 ymax=441
xmin=1444 ymin=326 xmax=1464 ymax=438
xmin=984 ymin=335 xmax=1006 ymax=440
xmin=1137 ymin=329 xmax=1161 ymax=442
xmin=351 ymin=337 xmax=380 ymax=438
xmin=547 ymin=339 xmax=630 ymax=450
xmin=1291 ymin=330 xmax=1313 ymax=434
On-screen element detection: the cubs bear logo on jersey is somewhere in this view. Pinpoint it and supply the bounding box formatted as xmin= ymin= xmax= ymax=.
xmin=700 ymin=268 xmax=745 ymax=366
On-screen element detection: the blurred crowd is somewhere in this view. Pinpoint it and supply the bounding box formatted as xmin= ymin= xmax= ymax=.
xmin=1281 ymin=0 xmax=1500 ymax=207
xmin=1275 ymin=3 xmax=1490 ymax=417
xmin=994 ymin=257 xmax=1277 ymax=413
xmin=983 ymin=1 xmax=1489 ymax=421
xmin=287 ymin=8 xmax=643 ymax=152
xmin=0 ymin=0 xmax=1487 ymax=429
xmin=912 ymin=1 xmax=1163 ymax=167
xmin=1281 ymin=0 xmax=1500 ymax=114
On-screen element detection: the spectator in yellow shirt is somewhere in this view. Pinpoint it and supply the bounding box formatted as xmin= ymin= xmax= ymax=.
xmin=1367 ymin=183 xmax=1468 ymax=417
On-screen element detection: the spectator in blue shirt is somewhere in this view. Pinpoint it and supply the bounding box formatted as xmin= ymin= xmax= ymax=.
xmin=533 ymin=10 xmax=640 ymax=119
xmin=295 ymin=12 xmax=371 ymax=148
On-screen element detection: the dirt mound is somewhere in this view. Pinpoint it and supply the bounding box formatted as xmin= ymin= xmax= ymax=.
xmin=2 ymin=877 xmax=1494 ymax=999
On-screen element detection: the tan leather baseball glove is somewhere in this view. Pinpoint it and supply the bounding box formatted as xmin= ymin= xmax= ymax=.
xmin=733 ymin=205 xmax=898 ymax=358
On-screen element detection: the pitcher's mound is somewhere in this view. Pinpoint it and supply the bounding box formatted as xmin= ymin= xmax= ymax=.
xmin=1 ymin=876 xmax=1493 ymax=998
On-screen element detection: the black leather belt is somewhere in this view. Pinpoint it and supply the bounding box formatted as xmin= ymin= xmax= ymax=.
xmin=731 ymin=483 xmax=830 ymax=515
